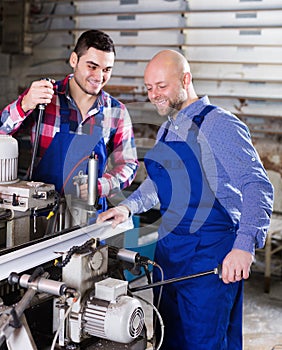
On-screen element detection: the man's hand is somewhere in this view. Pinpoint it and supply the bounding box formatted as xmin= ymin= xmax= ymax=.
xmin=21 ymin=79 xmax=55 ymax=112
xmin=221 ymin=249 xmax=254 ymax=284
xmin=97 ymin=205 xmax=130 ymax=228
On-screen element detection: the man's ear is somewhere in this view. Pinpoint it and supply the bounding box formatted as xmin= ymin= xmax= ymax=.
xmin=183 ymin=72 xmax=192 ymax=88
xmin=69 ymin=52 xmax=78 ymax=68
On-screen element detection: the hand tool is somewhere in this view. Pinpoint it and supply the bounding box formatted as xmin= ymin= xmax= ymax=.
xmin=129 ymin=264 xmax=222 ymax=293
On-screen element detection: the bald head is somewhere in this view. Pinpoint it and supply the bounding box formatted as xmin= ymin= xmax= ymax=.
xmin=145 ymin=50 xmax=190 ymax=77
xmin=144 ymin=50 xmax=197 ymax=117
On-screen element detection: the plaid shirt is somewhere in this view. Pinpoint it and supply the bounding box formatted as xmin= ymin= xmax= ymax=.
xmin=0 ymin=74 xmax=139 ymax=197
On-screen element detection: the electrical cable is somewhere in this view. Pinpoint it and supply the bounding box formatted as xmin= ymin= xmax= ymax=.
xmin=47 ymin=194 xmax=59 ymax=216
xmin=150 ymin=262 xmax=164 ymax=349
xmin=132 ymin=294 xmax=164 ymax=350
xmin=143 ymin=264 xmax=152 ymax=285
xmin=31 ymin=2 xmax=58 ymax=47
xmin=50 ymin=295 xmax=78 ymax=350
xmin=152 ymin=262 xmax=164 ymax=310
xmin=60 ymin=154 xmax=90 ymax=196
xmin=128 ymin=260 xmax=164 ymax=350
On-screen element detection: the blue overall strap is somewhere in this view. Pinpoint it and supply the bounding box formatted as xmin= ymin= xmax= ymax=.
xmin=159 ymin=120 xmax=172 ymax=142
xmin=192 ymin=105 xmax=216 ymax=129
xmin=57 ymin=80 xmax=70 ymax=133
xmin=160 ymin=105 xmax=217 ymax=142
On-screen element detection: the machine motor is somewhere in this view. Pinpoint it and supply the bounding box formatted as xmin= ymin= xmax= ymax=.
xmin=82 ymin=278 xmax=144 ymax=344
xmin=52 ymin=241 xmax=146 ymax=348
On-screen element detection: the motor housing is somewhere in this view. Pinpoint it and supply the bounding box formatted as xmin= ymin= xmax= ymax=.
xmin=83 ymin=280 xmax=144 ymax=343
xmin=0 ymin=135 xmax=18 ymax=184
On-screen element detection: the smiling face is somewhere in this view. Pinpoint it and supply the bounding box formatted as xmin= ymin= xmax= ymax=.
xmin=69 ymin=47 xmax=115 ymax=96
xmin=144 ymin=55 xmax=189 ymax=118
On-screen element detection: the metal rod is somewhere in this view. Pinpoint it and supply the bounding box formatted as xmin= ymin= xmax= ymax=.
xmin=29 ymin=106 xmax=45 ymax=180
xmin=87 ymin=151 xmax=98 ymax=206
xmin=130 ymin=265 xmax=221 ymax=293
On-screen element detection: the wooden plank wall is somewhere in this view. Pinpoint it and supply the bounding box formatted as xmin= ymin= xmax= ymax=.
xmin=1 ymin=0 xmax=282 ymax=138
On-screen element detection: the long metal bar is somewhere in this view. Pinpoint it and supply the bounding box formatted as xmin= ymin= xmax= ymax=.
xmin=130 ymin=266 xmax=221 ymax=293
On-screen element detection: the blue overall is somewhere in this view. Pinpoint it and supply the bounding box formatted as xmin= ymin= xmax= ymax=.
xmin=32 ymin=86 xmax=107 ymax=212
xmin=144 ymin=106 xmax=243 ymax=350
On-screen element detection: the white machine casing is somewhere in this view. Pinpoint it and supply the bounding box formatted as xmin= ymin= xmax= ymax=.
xmin=0 ymin=135 xmax=56 ymax=212
xmin=53 ymin=243 xmax=145 ymax=345
xmin=83 ymin=278 xmax=144 ymax=343
xmin=0 ymin=135 xmax=18 ymax=184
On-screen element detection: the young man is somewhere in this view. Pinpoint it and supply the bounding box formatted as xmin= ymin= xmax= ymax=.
xmin=97 ymin=50 xmax=274 ymax=349
xmin=0 ymin=30 xmax=138 ymax=211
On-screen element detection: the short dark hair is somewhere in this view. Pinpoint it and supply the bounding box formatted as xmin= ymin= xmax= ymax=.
xmin=73 ymin=30 xmax=116 ymax=58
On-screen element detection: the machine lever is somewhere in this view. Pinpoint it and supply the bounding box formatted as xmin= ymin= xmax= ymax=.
xmin=29 ymin=78 xmax=52 ymax=181
xmin=129 ymin=264 xmax=222 ymax=293
xmin=28 ymin=266 xmax=45 ymax=283
xmin=8 ymin=308 xmax=21 ymax=329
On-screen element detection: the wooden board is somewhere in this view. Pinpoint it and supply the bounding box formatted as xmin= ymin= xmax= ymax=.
xmin=186 ymin=10 xmax=282 ymax=27
xmin=190 ymin=62 xmax=282 ymax=83
xmin=183 ymin=46 xmax=282 ymax=64
xmin=184 ymin=28 xmax=282 ymax=46
xmin=75 ymin=13 xmax=186 ymax=29
xmin=75 ymin=0 xmax=187 ymax=13
xmin=186 ymin=0 xmax=282 ymax=11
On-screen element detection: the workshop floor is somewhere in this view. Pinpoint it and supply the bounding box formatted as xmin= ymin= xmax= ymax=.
xmin=131 ymin=272 xmax=282 ymax=350
xmin=243 ymin=273 xmax=282 ymax=350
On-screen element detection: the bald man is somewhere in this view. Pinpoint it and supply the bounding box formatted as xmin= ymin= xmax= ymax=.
xmin=97 ymin=50 xmax=273 ymax=350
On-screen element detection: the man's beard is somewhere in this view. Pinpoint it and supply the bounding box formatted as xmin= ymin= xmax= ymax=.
xmin=154 ymin=88 xmax=186 ymax=117
xmin=74 ymin=75 xmax=101 ymax=96
xmin=155 ymin=99 xmax=184 ymax=118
